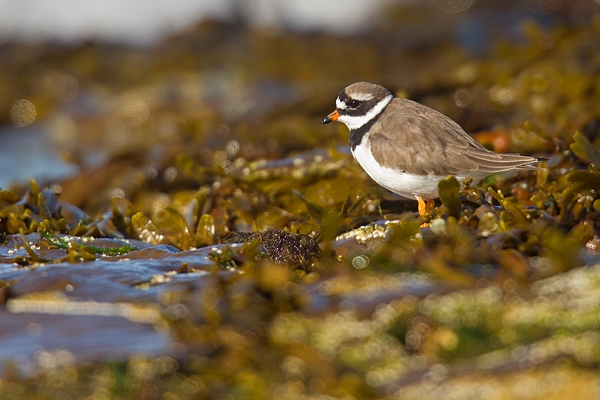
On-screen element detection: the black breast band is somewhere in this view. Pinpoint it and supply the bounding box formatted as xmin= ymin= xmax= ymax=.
xmin=349 ymin=111 xmax=385 ymax=151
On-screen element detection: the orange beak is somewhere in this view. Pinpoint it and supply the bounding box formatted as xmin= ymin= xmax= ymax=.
xmin=321 ymin=110 xmax=339 ymax=124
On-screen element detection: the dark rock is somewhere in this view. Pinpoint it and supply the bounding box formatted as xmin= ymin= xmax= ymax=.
xmin=221 ymin=228 xmax=320 ymax=269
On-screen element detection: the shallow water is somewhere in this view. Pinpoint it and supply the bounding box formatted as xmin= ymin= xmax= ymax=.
xmin=0 ymin=237 xmax=226 ymax=376
xmin=0 ymin=230 xmax=447 ymax=377
xmin=0 ymin=125 xmax=77 ymax=189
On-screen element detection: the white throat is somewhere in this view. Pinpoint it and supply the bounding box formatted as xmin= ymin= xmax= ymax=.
xmin=337 ymin=94 xmax=393 ymax=130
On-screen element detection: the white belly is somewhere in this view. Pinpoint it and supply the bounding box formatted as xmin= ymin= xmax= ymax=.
xmin=352 ymin=141 xmax=485 ymax=200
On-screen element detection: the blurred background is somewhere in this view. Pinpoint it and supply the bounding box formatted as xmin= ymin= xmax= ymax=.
xmin=0 ymin=0 xmax=598 ymax=212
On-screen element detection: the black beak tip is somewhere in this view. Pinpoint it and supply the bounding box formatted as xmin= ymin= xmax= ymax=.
xmin=321 ymin=117 xmax=332 ymax=124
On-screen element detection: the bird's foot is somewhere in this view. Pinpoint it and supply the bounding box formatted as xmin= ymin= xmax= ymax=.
xmin=417 ymin=197 xmax=435 ymax=228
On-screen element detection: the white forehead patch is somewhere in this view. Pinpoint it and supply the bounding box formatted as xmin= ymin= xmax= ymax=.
xmin=351 ymin=92 xmax=374 ymax=101
xmin=336 ymin=98 xmax=347 ymax=109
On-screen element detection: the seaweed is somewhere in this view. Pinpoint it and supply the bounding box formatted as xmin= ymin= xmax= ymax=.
xmin=1 ymin=4 xmax=600 ymax=399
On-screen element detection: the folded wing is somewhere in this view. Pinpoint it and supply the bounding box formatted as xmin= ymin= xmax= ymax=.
xmin=369 ymin=99 xmax=540 ymax=176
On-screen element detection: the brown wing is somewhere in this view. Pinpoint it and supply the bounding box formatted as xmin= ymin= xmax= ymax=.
xmin=369 ymin=99 xmax=540 ymax=176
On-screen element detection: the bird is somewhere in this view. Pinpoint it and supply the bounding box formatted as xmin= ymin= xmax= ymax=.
xmin=321 ymin=82 xmax=545 ymax=216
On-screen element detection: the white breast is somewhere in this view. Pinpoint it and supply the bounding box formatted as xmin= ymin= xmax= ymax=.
xmin=351 ymin=137 xmax=486 ymax=200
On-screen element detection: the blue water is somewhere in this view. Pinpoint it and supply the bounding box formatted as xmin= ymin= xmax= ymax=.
xmin=0 ymin=125 xmax=78 ymax=189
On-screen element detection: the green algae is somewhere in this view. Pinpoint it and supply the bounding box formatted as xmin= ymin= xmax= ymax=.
xmin=40 ymin=230 xmax=139 ymax=257
xmin=570 ymin=130 xmax=600 ymax=165
xmin=438 ymin=176 xmax=461 ymax=219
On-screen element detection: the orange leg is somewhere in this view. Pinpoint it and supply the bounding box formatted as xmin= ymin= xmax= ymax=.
xmin=417 ymin=197 xmax=435 ymax=216
xmin=417 ymin=196 xmax=427 ymax=216
xmin=418 ymin=197 xmax=436 ymax=228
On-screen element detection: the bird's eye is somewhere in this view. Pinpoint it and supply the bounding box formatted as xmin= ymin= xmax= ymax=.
xmin=347 ymin=99 xmax=360 ymax=108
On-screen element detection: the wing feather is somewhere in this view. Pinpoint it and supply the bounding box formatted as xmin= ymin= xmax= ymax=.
xmin=368 ymin=99 xmax=540 ymax=176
